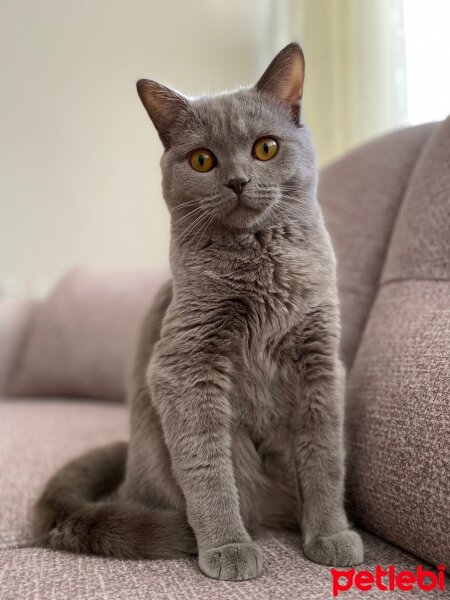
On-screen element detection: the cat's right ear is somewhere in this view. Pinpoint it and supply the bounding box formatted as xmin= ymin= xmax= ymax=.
xmin=136 ymin=80 xmax=191 ymax=148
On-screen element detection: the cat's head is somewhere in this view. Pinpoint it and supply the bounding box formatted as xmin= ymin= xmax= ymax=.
xmin=137 ymin=43 xmax=316 ymax=234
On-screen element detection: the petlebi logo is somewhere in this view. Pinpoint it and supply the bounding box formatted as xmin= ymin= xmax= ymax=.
xmin=331 ymin=564 xmax=446 ymax=596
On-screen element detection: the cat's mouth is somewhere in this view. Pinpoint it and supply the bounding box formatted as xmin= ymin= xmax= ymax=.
xmin=235 ymin=196 xmax=262 ymax=212
xmin=219 ymin=193 xmax=274 ymax=230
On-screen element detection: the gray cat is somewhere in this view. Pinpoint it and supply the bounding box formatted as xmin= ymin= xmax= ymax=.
xmin=34 ymin=42 xmax=363 ymax=581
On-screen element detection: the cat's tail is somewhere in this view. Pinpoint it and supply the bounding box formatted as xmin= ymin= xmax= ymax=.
xmin=33 ymin=441 xmax=196 ymax=559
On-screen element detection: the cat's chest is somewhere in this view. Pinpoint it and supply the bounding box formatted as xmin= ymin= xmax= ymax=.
xmin=231 ymin=352 xmax=296 ymax=445
xmin=222 ymin=257 xmax=309 ymax=387
xmin=212 ymin=228 xmax=309 ymax=330
xmin=234 ymin=243 xmax=309 ymax=352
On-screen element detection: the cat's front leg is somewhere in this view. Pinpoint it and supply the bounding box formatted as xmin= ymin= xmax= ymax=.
xmin=289 ymin=308 xmax=364 ymax=567
xmin=148 ymin=327 xmax=263 ymax=581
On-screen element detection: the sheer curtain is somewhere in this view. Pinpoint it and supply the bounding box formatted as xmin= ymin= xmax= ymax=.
xmin=265 ymin=0 xmax=407 ymax=165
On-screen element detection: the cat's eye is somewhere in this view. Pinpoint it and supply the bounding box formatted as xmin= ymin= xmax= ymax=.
xmin=252 ymin=137 xmax=278 ymax=161
xmin=189 ymin=148 xmax=216 ymax=172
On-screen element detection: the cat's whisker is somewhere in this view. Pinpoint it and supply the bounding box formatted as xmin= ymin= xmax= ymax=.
xmin=176 ymin=210 xmax=211 ymax=247
xmin=190 ymin=212 xmax=215 ymax=261
xmin=172 ymin=194 xmax=221 ymax=215
xmin=179 ymin=209 xmax=215 ymax=249
xmin=274 ymin=204 xmax=303 ymax=223
xmin=173 ymin=205 xmax=205 ymax=226
xmin=280 ymin=193 xmax=301 ymax=201
xmin=278 ymin=198 xmax=300 ymax=209
xmin=278 ymin=201 xmax=305 ymax=216
xmin=171 ymin=201 xmax=202 ymax=212
xmin=180 ymin=212 xmax=214 ymax=262
xmin=177 ymin=217 xmax=209 ymax=249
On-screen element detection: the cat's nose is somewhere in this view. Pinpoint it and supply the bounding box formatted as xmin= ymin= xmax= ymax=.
xmin=225 ymin=177 xmax=250 ymax=195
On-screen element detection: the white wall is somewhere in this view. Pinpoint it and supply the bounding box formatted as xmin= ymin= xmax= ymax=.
xmin=0 ymin=0 xmax=272 ymax=296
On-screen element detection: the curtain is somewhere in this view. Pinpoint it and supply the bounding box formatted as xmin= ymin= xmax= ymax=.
xmin=264 ymin=0 xmax=407 ymax=165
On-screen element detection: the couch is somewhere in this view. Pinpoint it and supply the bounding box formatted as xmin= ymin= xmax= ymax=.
xmin=1 ymin=119 xmax=449 ymax=599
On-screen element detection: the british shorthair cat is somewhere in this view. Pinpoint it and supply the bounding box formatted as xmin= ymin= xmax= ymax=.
xmin=34 ymin=42 xmax=363 ymax=581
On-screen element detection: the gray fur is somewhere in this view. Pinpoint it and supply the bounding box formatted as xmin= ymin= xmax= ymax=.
xmin=34 ymin=43 xmax=363 ymax=580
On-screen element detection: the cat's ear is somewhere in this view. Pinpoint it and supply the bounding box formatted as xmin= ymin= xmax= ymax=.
xmin=136 ymin=79 xmax=191 ymax=148
xmin=256 ymin=42 xmax=305 ymax=125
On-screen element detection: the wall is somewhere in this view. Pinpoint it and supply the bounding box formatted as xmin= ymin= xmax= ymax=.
xmin=0 ymin=0 xmax=272 ymax=296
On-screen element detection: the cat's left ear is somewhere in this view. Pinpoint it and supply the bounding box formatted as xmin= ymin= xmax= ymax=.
xmin=137 ymin=79 xmax=191 ymax=148
xmin=256 ymin=42 xmax=305 ymax=125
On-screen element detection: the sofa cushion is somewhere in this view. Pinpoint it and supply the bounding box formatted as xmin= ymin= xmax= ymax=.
xmin=0 ymin=299 xmax=37 ymax=395
xmin=0 ymin=530 xmax=445 ymax=600
xmin=7 ymin=267 xmax=168 ymax=401
xmin=318 ymin=123 xmax=437 ymax=369
xmin=346 ymin=118 xmax=450 ymax=567
xmin=0 ymin=398 xmax=128 ymax=548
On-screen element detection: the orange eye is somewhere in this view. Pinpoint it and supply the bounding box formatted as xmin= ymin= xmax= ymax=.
xmin=252 ymin=137 xmax=278 ymax=161
xmin=189 ymin=149 xmax=215 ymax=172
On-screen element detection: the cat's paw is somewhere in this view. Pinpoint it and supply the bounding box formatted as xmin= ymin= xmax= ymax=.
xmin=47 ymin=524 xmax=73 ymax=551
xmin=199 ymin=541 xmax=263 ymax=581
xmin=303 ymin=530 xmax=364 ymax=567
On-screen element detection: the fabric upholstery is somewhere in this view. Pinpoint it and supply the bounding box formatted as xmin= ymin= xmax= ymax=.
xmin=318 ymin=123 xmax=437 ymax=369
xmin=347 ymin=282 xmax=450 ymax=567
xmin=346 ymin=118 xmax=450 ymax=567
xmin=0 ymin=530 xmax=444 ymax=600
xmin=382 ymin=117 xmax=450 ymax=283
xmin=7 ymin=267 xmax=168 ymax=401
xmin=0 ymin=299 xmax=37 ymax=395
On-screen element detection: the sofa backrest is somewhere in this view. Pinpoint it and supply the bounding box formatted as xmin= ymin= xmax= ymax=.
xmin=318 ymin=122 xmax=438 ymax=369
xmin=320 ymin=118 xmax=450 ymax=568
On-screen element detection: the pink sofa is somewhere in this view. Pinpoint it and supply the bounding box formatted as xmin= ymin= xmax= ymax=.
xmin=1 ymin=120 xmax=449 ymax=599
